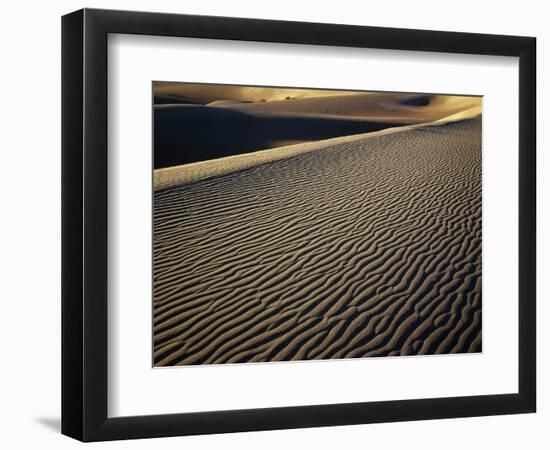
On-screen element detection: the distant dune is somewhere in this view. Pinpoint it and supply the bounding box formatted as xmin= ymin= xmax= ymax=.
xmin=210 ymin=93 xmax=480 ymax=123
xmin=154 ymin=82 xmax=355 ymax=104
xmin=153 ymin=117 xmax=482 ymax=366
xmin=154 ymin=90 xmax=481 ymax=169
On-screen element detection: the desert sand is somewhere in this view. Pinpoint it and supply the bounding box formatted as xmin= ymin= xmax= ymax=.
xmin=152 ymin=85 xmax=482 ymax=366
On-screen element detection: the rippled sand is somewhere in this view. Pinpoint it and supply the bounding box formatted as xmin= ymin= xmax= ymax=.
xmin=153 ymin=116 xmax=482 ymax=366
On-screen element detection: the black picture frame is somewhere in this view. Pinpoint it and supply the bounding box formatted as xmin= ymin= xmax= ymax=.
xmin=61 ymin=8 xmax=536 ymax=442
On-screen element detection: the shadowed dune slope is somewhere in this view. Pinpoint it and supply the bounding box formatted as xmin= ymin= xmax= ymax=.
xmin=153 ymin=117 xmax=482 ymax=366
xmin=154 ymin=104 xmax=404 ymax=168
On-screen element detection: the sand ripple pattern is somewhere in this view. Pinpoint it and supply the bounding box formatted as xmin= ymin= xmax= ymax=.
xmin=153 ymin=118 xmax=482 ymax=366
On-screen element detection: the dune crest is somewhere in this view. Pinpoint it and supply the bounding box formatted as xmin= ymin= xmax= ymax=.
xmin=154 ymin=109 xmax=481 ymax=190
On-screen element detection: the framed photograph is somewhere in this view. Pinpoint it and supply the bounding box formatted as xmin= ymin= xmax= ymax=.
xmin=61 ymin=8 xmax=536 ymax=441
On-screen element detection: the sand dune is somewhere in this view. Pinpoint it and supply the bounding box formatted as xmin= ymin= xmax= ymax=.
xmin=211 ymin=93 xmax=480 ymax=123
xmin=154 ymin=92 xmax=481 ymax=169
xmin=153 ymin=117 xmax=482 ymax=366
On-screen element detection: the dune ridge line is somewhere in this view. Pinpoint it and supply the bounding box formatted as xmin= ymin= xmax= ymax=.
xmin=154 ymin=106 xmax=481 ymax=190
